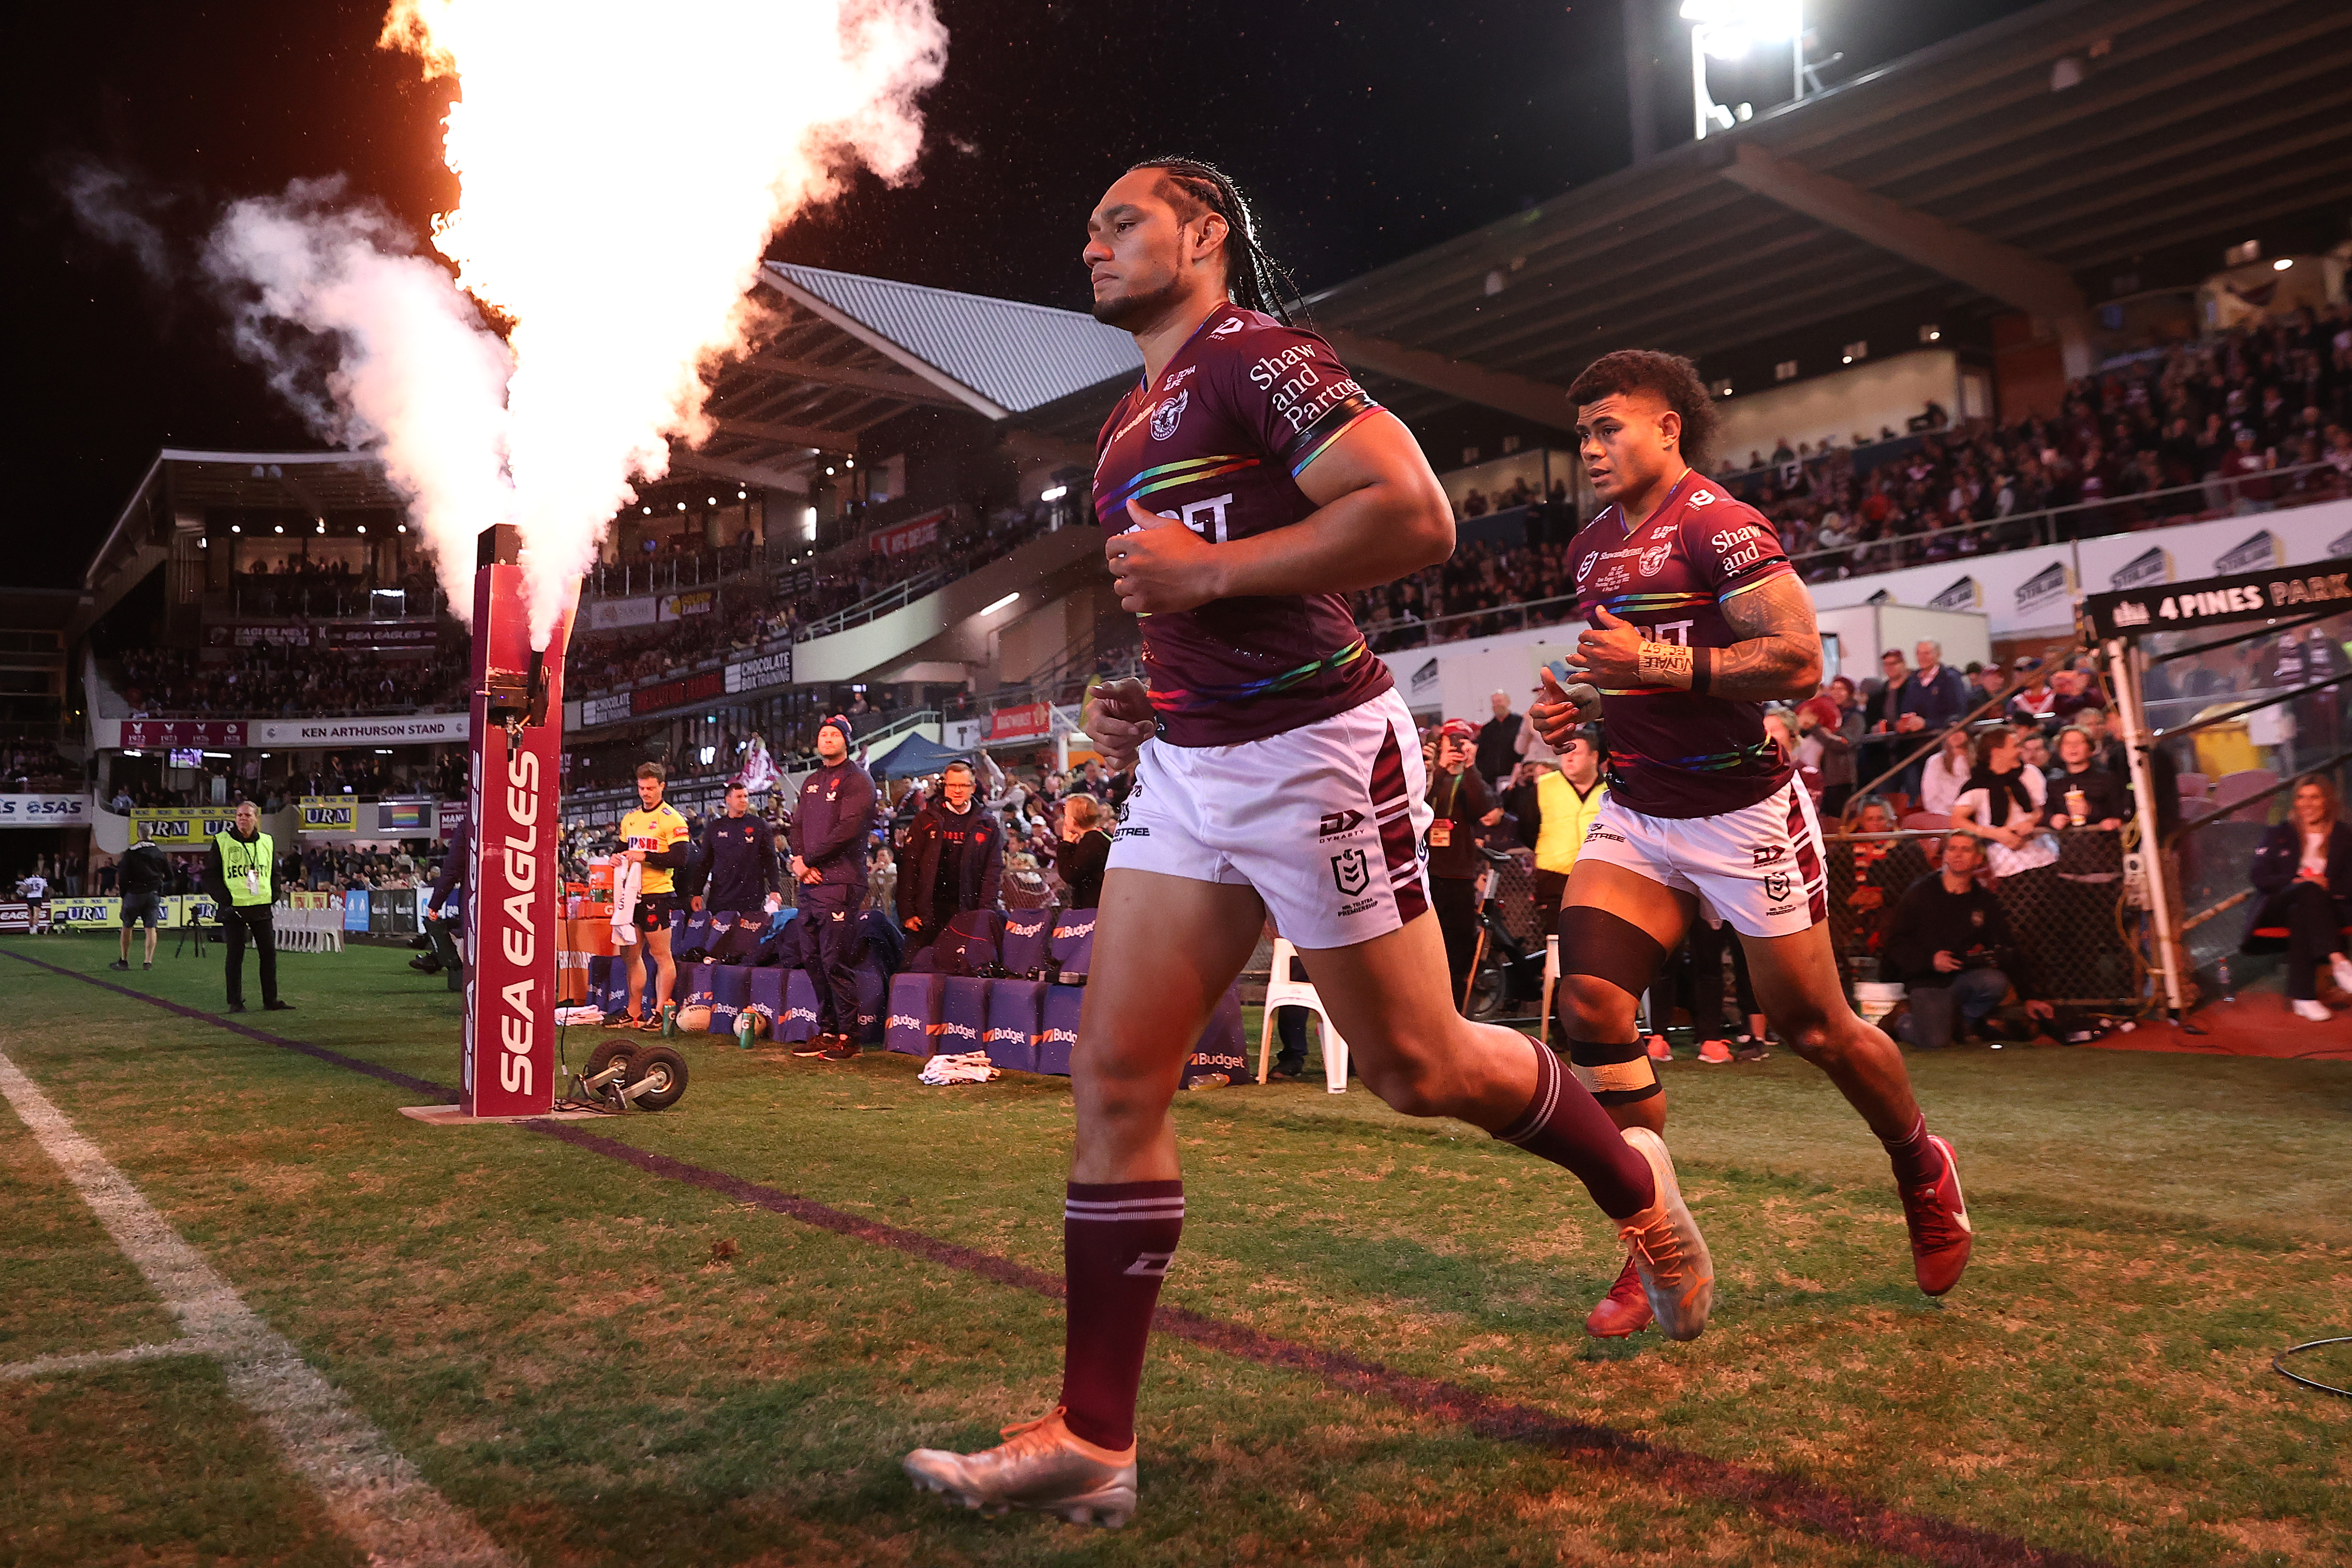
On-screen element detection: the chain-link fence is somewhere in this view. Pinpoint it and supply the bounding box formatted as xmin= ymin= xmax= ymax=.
xmin=1823 ymin=827 xmax=2145 ymax=1007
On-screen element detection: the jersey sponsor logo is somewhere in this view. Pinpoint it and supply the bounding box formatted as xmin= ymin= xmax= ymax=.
xmin=1690 ymin=488 xmax=1717 ymax=507
xmin=1763 ymin=870 xmax=1792 ymax=902
xmin=1248 ymin=343 xmax=1325 ymax=387
xmin=1318 ymin=809 xmax=1366 ymax=838
xmin=1151 ymin=390 xmax=1190 ymax=441
xmin=1161 ymin=364 xmax=1197 ymax=391
xmin=1114 ymin=825 xmax=1151 ymax=839
xmin=1710 ymin=525 xmax=1760 ymax=553
xmin=1752 ymin=844 xmax=1786 ymax=866
xmin=1720 ymin=540 xmax=1768 ymax=574
xmin=1331 ymin=848 xmax=1371 ymax=896
xmin=1209 ymin=316 xmax=1246 ymax=337
xmin=1638 ymin=542 xmax=1673 ymax=577
xmin=1576 ymin=551 xmax=1600 ymax=583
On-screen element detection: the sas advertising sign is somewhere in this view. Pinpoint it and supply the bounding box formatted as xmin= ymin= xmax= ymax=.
xmin=0 ymin=794 xmax=93 ymax=828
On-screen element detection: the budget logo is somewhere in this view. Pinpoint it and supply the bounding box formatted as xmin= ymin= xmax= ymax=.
xmin=1331 ymin=848 xmax=1370 ymax=897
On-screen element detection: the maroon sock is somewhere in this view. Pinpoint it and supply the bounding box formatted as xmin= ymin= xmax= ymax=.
xmin=1057 ymin=1180 xmax=1183 ymax=1451
xmin=1880 ymin=1113 xmax=1946 ymax=1186
xmin=1492 ymin=1041 xmax=1656 ymax=1220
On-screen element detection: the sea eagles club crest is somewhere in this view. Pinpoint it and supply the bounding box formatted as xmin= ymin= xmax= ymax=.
xmin=1151 ymin=390 xmax=1189 ymax=441
xmin=1331 ymin=848 xmax=1370 ymax=896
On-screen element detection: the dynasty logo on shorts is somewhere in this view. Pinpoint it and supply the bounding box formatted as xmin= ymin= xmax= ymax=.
xmin=1318 ymin=809 xmax=1366 ymax=838
xmin=1753 ymin=844 xmax=1786 ymax=866
xmin=1331 ymin=848 xmax=1371 ymax=896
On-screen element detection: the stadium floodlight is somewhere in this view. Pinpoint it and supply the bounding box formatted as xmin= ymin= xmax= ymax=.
xmin=1039 ymin=484 xmax=1069 ymax=502
xmin=983 ymin=591 xmax=1020 ymax=615
xmin=1680 ymin=0 xmax=1804 ymax=140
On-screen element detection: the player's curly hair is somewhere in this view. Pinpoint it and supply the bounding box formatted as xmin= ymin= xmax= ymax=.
xmin=1565 ymin=350 xmax=1720 ymax=474
xmin=1127 ymin=157 xmax=1300 ymax=325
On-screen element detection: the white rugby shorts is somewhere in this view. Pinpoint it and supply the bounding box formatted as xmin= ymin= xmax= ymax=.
xmin=1107 ymin=688 xmax=1435 ymax=949
xmin=1577 ymin=777 xmax=1828 ymax=939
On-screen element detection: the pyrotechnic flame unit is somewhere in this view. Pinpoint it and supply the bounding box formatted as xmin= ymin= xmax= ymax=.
xmin=458 ymin=524 xmax=574 ymax=1118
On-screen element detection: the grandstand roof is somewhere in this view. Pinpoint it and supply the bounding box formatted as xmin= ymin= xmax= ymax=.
xmin=1297 ymin=0 xmax=2352 ymax=426
xmin=681 ymin=264 xmax=1140 ymax=489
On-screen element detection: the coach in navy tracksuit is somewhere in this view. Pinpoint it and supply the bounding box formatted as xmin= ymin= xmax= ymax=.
xmin=693 ymin=781 xmax=783 ymax=921
xmin=788 ymin=716 xmax=877 ymax=1059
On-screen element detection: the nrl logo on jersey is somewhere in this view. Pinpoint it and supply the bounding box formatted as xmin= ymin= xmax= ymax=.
xmin=1576 ymin=550 xmax=1600 ymax=583
xmin=1638 ymin=542 xmax=1673 ymax=577
xmin=1151 ymin=390 xmax=1190 ymax=441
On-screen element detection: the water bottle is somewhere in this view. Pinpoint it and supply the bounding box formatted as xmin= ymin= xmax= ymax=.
xmin=2217 ymin=955 xmax=2234 ymax=1004
xmin=737 ymin=1011 xmax=756 ymax=1050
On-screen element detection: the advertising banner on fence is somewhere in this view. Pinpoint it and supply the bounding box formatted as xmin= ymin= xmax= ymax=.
xmin=724 ymin=646 xmax=793 ymax=694
xmin=584 ymin=595 xmax=660 ymax=631
xmin=631 ymin=668 xmax=724 ymax=717
xmin=870 ymin=507 xmax=951 ymax=557
xmin=580 ymin=693 xmax=633 ymax=727
xmin=131 ymin=806 xmax=243 ymax=845
xmin=0 ymin=794 xmax=93 ymax=828
xmin=660 ymin=589 xmax=715 ymax=621
xmin=44 ymin=895 xmax=223 ymax=930
xmin=298 ymin=796 xmax=358 ymax=832
xmin=206 ymin=622 xmax=439 ymax=653
xmin=988 ymin=702 xmax=1051 ymax=741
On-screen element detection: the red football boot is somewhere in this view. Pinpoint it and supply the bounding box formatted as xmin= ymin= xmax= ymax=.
xmin=1583 ymin=1250 xmax=1654 ymax=1337
xmin=1898 ymin=1133 xmax=1973 ymax=1296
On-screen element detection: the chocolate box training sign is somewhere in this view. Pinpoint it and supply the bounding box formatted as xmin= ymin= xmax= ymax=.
xmin=2082 ymin=557 xmax=2352 ymax=641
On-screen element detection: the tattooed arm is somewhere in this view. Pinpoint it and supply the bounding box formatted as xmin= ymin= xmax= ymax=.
xmin=1711 ymin=574 xmax=1823 ymax=700
xmin=1568 ymin=574 xmax=1821 ymax=702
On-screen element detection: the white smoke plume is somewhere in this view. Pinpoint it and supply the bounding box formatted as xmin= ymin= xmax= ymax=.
xmin=202 ymin=0 xmax=947 ymax=646
xmin=205 ymin=181 xmax=517 ymax=620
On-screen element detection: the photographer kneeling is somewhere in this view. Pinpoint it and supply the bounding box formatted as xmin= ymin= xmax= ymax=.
xmin=1883 ymin=833 xmax=2051 ymax=1047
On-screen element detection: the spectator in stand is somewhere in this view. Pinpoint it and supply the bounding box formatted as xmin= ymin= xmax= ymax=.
xmin=2043 ymin=726 xmax=2128 ymax=830
xmin=1474 ymin=689 xmax=1521 ymax=785
xmin=1949 ymin=727 xmax=2066 ymax=997
xmin=1056 ymin=794 xmax=1111 ymax=910
xmin=1919 ymin=725 xmax=1977 ymax=818
xmin=1860 ymin=647 xmax=1910 ymax=785
xmin=1884 ymin=833 xmax=2050 ymax=1047
xmin=1966 ymin=663 xmax=2007 ymax=708
xmin=2243 ymin=774 xmax=2352 ymax=1021
xmin=2006 ymin=657 xmax=2056 ymax=725
xmin=896 ymin=760 xmax=1003 ymax=961
xmin=1797 ymin=678 xmax=1860 ymax=818
xmin=2050 ymin=665 xmax=2108 ymax=721
xmin=1423 ymin=719 xmax=1504 ymax=1009
xmin=1512 ymin=727 xmax=1605 ymax=935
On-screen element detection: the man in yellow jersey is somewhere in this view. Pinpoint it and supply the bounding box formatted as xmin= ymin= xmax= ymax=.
xmin=615 ymin=761 xmax=694 ymax=1031
xmin=204 ymin=799 xmax=290 ymax=1014
xmin=1516 ymin=726 xmax=1608 ymax=935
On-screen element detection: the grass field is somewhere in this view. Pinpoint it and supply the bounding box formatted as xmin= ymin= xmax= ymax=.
xmin=1 ymin=932 xmax=2346 ymax=1568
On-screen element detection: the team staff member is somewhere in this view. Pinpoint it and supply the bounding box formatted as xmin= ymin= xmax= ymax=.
xmin=204 ymin=800 xmax=290 ymax=1013
xmin=896 ymin=760 xmax=1003 ymax=958
xmin=693 ymin=782 xmax=783 ymax=923
xmin=416 ymin=814 xmax=466 ymax=989
xmin=615 ymin=762 xmax=694 ymax=1032
xmin=110 ymin=830 xmax=169 ymax=971
xmin=1425 ymin=718 xmax=1504 ymax=1008
xmin=1515 ymin=726 xmax=1608 ymax=934
xmin=789 ymin=717 xmax=877 ymax=1060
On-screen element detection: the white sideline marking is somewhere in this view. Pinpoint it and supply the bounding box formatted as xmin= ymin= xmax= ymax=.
xmin=1 ymin=1340 xmax=209 ymax=1379
xmin=0 ymin=1048 xmax=512 ymax=1567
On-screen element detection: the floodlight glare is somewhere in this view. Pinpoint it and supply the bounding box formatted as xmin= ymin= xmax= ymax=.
xmin=1680 ymin=0 xmax=1799 ymax=57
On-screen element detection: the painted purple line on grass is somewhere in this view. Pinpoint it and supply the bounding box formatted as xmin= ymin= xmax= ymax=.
xmin=20 ymin=946 xmax=2112 ymax=1568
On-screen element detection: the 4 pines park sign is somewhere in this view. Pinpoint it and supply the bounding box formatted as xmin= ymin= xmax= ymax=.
xmin=2080 ymin=557 xmax=2352 ymax=641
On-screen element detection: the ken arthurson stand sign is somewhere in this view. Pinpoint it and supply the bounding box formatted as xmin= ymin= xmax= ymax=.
xmin=2081 ymin=556 xmax=2352 ymax=641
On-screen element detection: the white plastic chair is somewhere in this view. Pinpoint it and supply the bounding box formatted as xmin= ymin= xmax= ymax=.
xmin=1257 ymin=937 xmax=1351 ymax=1093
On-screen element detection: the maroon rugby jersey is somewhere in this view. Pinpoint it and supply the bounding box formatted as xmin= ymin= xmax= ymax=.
xmin=1568 ymin=471 xmax=1799 ymax=818
xmin=1094 ymin=302 xmax=1393 ymax=746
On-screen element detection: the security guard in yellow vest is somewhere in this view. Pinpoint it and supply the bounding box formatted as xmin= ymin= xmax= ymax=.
xmin=1516 ymin=727 xmax=1608 ymax=936
xmin=205 ymin=800 xmax=290 ymax=1013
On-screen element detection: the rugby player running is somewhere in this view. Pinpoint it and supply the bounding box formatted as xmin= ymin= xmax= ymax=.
xmin=902 ymin=160 xmax=1717 ymax=1529
xmin=1529 ymin=351 xmax=1972 ymax=1340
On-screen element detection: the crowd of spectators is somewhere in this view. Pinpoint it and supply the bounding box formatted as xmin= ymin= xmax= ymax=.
xmin=1451 ymin=476 xmax=1569 ymax=521
xmin=117 ymin=642 xmax=469 ymax=719
xmin=1355 ymin=310 xmax=2352 ymax=651
xmin=228 ymin=558 xmax=440 ymax=620
xmin=0 ymin=741 xmax=76 ymax=793
xmin=292 ymin=842 xmax=448 ymax=895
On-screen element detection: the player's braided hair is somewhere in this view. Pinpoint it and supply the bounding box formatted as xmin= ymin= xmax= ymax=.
xmin=1127 ymin=157 xmax=1301 ymax=325
xmin=1564 ymin=350 xmax=1721 ymax=474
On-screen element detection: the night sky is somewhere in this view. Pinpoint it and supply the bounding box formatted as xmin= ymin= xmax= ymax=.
xmin=6 ymin=0 xmax=2036 ymax=591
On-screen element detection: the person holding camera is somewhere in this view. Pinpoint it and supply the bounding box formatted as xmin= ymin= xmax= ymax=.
xmin=1882 ymin=833 xmax=2051 ymax=1046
